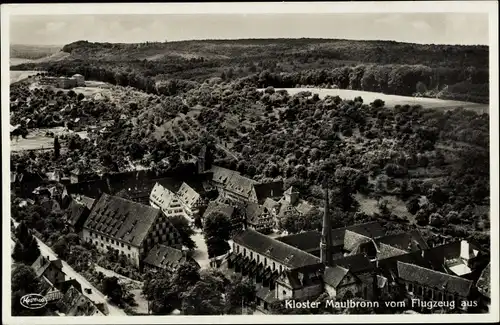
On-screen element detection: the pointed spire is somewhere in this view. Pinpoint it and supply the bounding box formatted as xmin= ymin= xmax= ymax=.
xmin=320 ymin=183 xmax=331 ymax=266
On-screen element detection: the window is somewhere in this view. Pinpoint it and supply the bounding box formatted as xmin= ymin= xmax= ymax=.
xmin=128 ymin=245 xmax=131 ymax=250
xmin=244 ymin=248 xmax=247 ymax=256
xmin=282 ymin=290 xmax=286 ymax=296
xmin=264 ymin=259 xmax=267 ymax=267
xmin=101 ymin=243 xmax=103 ymax=247
xmin=273 ymin=262 xmax=276 ymax=270
xmin=280 ymin=265 xmax=283 ymax=273
xmin=236 ymin=245 xmax=240 ymax=253
xmin=257 ymin=255 xmax=260 ymax=263
xmin=250 ymin=252 xmax=253 ymax=259
xmin=408 ymin=283 xmax=414 ymax=292
xmin=121 ymin=243 xmax=124 ymax=248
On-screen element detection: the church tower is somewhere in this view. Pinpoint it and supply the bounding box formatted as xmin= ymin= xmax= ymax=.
xmin=320 ymin=186 xmax=332 ymax=266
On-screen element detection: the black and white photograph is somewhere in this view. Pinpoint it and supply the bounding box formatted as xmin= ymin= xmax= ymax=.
xmin=2 ymin=2 xmax=498 ymax=324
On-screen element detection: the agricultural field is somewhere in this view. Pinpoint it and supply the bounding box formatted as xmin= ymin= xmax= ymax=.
xmin=10 ymin=70 xmax=41 ymax=84
xmin=263 ymin=88 xmax=490 ymax=114
xmin=10 ymin=127 xmax=87 ymax=152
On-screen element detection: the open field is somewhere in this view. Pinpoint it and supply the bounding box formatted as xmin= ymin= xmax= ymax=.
xmin=10 ymin=127 xmax=88 ymax=152
xmin=10 ymin=58 xmax=33 ymax=66
xmin=262 ymin=88 xmax=489 ymax=114
xmin=10 ymin=70 xmax=41 ymax=84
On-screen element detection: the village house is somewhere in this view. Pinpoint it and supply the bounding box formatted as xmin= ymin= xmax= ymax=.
xmin=69 ymin=168 xmax=100 ymax=184
xmin=243 ymin=202 xmax=274 ymax=234
xmin=72 ymin=74 xmax=85 ymax=87
xmin=143 ymin=244 xmax=200 ymax=273
xmin=207 ymin=166 xmax=284 ymax=205
xmin=82 ymin=193 xmax=183 ymax=267
xmin=57 ymin=286 xmax=104 ymax=316
xmin=58 ymin=76 xmax=77 ymax=89
xmin=66 ymin=195 xmax=96 ymax=234
xmin=150 ymin=180 xmax=207 ymax=223
xmin=31 ymin=255 xmax=67 ymax=293
xmin=271 ymin=186 xmax=315 ymax=224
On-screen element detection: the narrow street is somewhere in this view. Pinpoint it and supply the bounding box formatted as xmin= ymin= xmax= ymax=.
xmin=11 ymin=218 xmax=126 ymax=316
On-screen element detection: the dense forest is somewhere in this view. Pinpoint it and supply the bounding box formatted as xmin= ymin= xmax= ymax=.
xmin=12 ymin=39 xmax=489 ymax=103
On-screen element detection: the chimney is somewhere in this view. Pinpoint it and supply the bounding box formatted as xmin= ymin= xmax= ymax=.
xmin=460 ymin=240 xmax=470 ymax=261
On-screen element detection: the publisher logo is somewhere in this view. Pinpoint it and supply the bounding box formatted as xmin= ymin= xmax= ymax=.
xmin=20 ymin=294 xmax=47 ymax=309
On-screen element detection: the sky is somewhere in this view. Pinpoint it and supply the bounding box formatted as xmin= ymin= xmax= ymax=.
xmin=10 ymin=13 xmax=489 ymax=46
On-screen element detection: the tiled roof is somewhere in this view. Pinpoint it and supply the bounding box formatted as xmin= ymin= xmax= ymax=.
xmin=233 ymin=229 xmax=322 ymax=270
xmin=376 ymin=230 xmax=429 ymax=251
xmin=376 ymin=275 xmax=388 ymax=289
xmin=377 ymin=243 xmax=409 ymax=259
xmin=253 ymin=181 xmax=284 ymax=203
xmin=226 ymin=173 xmax=257 ymax=199
xmin=176 ymin=182 xmax=201 ymax=209
xmin=143 ymin=244 xmax=196 ymax=270
xmin=262 ymin=197 xmax=279 ymax=211
xmin=32 ymin=256 xmax=64 ymax=278
xmin=209 ymin=166 xmax=240 ymax=186
xmin=84 ymin=193 xmax=161 ymax=247
xmin=150 ymin=182 xmax=177 ymax=209
xmin=256 ymin=286 xmax=278 ymax=303
xmin=476 ymin=263 xmax=490 ymax=299
xmin=203 ymin=201 xmax=235 ymax=220
xmin=57 ymin=286 xmax=101 ymax=316
xmin=78 ymin=196 xmax=96 ymax=210
xmin=397 ymin=261 xmax=473 ymax=297
xmin=332 ymin=254 xmax=375 ymax=273
xmin=294 ymin=200 xmax=314 ymax=216
xmin=57 ymin=279 xmax=82 ymax=294
xmin=67 ymin=200 xmax=88 ymax=227
xmin=323 ymin=266 xmax=349 ymax=288
xmin=331 ymin=222 xmax=385 ymax=247
xmin=244 ymin=202 xmax=267 ymax=224
xmin=344 ymin=230 xmax=372 ymax=252
xmin=276 ymin=231 xmax=322 ymax=253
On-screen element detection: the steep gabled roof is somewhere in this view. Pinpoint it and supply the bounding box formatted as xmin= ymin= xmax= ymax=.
xmin=323 ymin=266 xmax=349 ymax=288
xmin=84 ymin=193 xmax=162 ymax=247
xmin=233 ymin=228 xmax=322 ymax=270
xmin=276 ymin=231 xmax=322 ymax=253
xmin=143 ymin=244 xmax=197 ymax=270
xmin=253 ymin=180 xmax=284 ymax=203
xmin=263 ymin=197 xmax=279 ymax=211
xmin=331 ymin=222 xmax=385 ymax=247
xmin=208 ymin=166 xmax=240 ymax=186
xmin=57 ymin=286 xmax=101 ymax=316
xmin=32 ymin=255 xmax=64 ymax=278
xmin=344 ymin=230 xmax=371 ymax=252
xmin=245 ymin=202 xmax=267 ymax=225
xmin=176 ymin=182 xmax=201 ymax=209
xmin=376 ymin=230 xmax=429 ymax=251
xmin=332 ymin=254 xmax=375 ymax=273
xmin=397 ymin=261 xmax=473 ymax=297
xmin=226 ymin=173 xmax=257 ymax=199
xmin=377 ymin=243 xmax=408 ymax=259
xmin=67 ymin=200 xmax=89 ymax=227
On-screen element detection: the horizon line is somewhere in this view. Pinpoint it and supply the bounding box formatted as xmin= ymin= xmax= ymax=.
xmin=10 ymin=36 xmax=490 ymax=48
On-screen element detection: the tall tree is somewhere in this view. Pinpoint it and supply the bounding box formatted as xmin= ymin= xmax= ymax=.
xmin=168 ymin=215 xmax=196 ymax=250
xmin=53 ymin=136 xmax=61 ymax=159
xmin=101 ymin=276 xmax=123 ymax=305
xmin=204 ymin=212 xmax=232 ymax=258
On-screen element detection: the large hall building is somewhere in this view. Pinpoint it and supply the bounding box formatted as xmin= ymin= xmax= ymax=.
xmin=222 ymin=187 xmax=490 ymax=313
